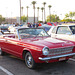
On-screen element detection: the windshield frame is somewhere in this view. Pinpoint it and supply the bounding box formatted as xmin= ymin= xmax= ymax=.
xmin=69 ymin=25 xmax=75 ymax=34
xmin=18 ymin=28 xmax=49 ymax=39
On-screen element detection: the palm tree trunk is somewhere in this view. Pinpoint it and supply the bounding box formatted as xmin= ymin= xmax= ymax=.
xmin=49 ymin=8 xmax=51 ymax=22
xmin=37 ymin=10 xmax=38 ymax=22
xmin=44 ymin=5 xmax=46 ymax=22
xmin=34 ymin=7 xmax=35 ymax=24
xmin=37 ymin=9 xmax=39 ymax=22
xmin=27 ymin=8 xmax=28 ymax=23
xmin=42 ymin=11 xmax=43 ymax=22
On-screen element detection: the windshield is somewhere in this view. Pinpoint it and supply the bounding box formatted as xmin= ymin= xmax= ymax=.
xmin=18 ymin=28 xmax=49 ymax=39
xmin=70 ymin=26 xmax=75 ymax=34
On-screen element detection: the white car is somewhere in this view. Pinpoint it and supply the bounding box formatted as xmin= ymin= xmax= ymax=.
xmin=48 ymin=25 xmax=75 ymax=41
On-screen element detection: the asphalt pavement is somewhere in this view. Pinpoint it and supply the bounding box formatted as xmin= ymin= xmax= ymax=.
xmin=0 ymin=54 xmax=75 ymax=75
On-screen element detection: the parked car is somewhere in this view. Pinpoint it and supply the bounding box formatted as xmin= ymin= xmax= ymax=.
xmin=0 ymin=25 xmax=10 ymax=34
xmin=48 ymin=25 xmax=75 ymax=41
xmin=47 ymin=22 xmax=57 ymax=26
xmin=0 ymin=27 xmax=75 ymax=69
xmin=38 ymin=24 xmax=52 ymax=32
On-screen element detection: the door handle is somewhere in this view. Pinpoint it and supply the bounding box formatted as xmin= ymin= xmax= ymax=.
xmin=6 ymin=40 xmax=7 ymax=42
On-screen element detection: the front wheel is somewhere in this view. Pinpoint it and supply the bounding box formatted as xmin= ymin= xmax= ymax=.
xmin=25 ymin=52 xmax=36 ymax=69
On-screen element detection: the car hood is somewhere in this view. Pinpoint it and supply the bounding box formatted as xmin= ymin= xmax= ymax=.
xmin=21 ymin=37 xmax=74 ymax=49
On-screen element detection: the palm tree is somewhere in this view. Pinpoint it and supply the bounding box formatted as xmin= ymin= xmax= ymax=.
xmin=41 ymin=7 xmax=44 ymax=22
xmin=31 ymin=1 xmax=36 ymax=24
xmin=26 ymin=6 xmax=29 ymax=23
xmin=43 ymin=2 xmax=46 ymax=22
xmin=21 ymin=7 xmax=24 ymax=16
xmin=69 ymin=12 xmax=73 ymax=20
xmin=73 ymin=12 xmax=75 ymax=19
xmin=37 ymin=7 xmax=40 ymax=22
xmin=73 ymin=12 xmax=75 ymax=17
xmin=65 ymin=13 xmax=69 ymax=19
xmin=48 ymin=5 xmax=52 ymax=22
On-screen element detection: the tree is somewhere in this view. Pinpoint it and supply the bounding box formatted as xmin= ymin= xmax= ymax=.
xmin=31 ymin=1 xmax=36 ymax=24
xmin=61 ymin=19 xmax=72 ymax=22
xmin=21 ymin=15 xmax=27 ymax=23
xmin=46 ymin=14 xmax=60 ymax=22
xmin=26 ymin=6 xmax=29 ymax=23
xmin=48 ymin=5 xmax=52 ymax=22
xmin=73 ymin=12 xmax=75 ymax=20
xmin=43 ymin=2 xmax=46 ymax=22
xmin=37 ymin=7 xmax=40 ymax=22
xmin=65 ymin=13 xmax=69 ymax=18
xmin=69 ymin=12 xmax=73 ymax=19
xmin=64 ymin=12 xmax=75 ymax=21
xmin=0 ymin=15 xmax=5 ymax=24
xmin=73 ymin=12 xmax=75 ymax=17
xmin=41 ymin=7 xmax=44 ymax=22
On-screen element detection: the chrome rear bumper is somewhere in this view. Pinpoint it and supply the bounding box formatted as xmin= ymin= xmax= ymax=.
xmin=39 ymin=53 xmax=75 ymax=61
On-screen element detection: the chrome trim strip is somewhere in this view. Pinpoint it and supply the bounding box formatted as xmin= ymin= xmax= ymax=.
xmin=39 ymin=53 xmax=75 ymax=61
xmin=49 ymin=46 xmax=73 ymax=55
xmin=49 ymin=46 xmax=74 ymax=51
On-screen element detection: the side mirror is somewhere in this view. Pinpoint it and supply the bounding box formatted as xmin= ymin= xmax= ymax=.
xmin=48 ymin=34 xmax=51 ymax=37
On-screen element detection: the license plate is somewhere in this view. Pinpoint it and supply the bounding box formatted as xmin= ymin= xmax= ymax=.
xmin=59 ymin=57 xmax=66 ymax=61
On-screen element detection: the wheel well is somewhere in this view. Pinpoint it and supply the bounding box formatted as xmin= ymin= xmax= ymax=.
xmin=22 ymin=50 xmax=29 ymax=59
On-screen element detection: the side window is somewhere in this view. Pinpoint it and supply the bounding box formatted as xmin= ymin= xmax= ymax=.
xmin=57 ymin=26 xmax=71 ymax=34
xmin=52 ymin=27 xmax=57 ymax=33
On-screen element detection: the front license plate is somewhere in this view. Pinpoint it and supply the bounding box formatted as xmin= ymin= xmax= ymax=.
xmin=59 ymin=57 xmax=66 ymax=61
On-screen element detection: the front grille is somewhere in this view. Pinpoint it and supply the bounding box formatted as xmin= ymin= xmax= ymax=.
xmin=49 ymin=46 xmax=73 ymax=56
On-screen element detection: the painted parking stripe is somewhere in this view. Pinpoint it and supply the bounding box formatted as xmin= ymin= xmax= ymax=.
xmin=69 ymin=58 xmax=75 ymax=62
xmin=0 ymin=66 xmax=14 ymax=75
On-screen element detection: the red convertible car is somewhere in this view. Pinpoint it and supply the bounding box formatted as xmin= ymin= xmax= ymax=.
xmin=0 ymin=27 xmax=75 ymax=69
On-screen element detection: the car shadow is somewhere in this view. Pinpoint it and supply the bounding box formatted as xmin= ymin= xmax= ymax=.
xmin=34 ymin=61 xmax=74 ymax=75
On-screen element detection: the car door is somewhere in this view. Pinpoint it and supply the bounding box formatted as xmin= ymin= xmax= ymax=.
xmin=3 ymin=35 xmax=24 ymax=58
xmin=55 ymin=26 xmax=73 ymax=41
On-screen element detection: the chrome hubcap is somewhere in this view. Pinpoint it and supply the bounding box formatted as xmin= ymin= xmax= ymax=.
xmin=27 ymin=56 xmax=32 ymax=67
xmin=0 ymin=48 xmax=1 ymax=55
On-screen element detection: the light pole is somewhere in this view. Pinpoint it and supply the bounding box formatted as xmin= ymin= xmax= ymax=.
xmin=11 ymin=12 xmax=12 ymax=24
xmin=48 ymin=5 xmax=52 ymax=22
xmin=19 ymin=0 xmax=21 ymax=24
xmin=6 ymin=7 xmax=8 ymax=23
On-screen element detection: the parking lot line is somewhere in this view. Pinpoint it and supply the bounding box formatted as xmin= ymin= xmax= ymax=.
xmin=0 ymin=66 xmax=14 ymax=75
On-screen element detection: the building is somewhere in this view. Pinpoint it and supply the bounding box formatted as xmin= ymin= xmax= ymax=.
xmin=2 ymin=17 xmax=17 ymax=24
xmin=2 ymin=17 xmax=38 ymax=24
xmin=26 ymin=17 xmax=38 ymax=23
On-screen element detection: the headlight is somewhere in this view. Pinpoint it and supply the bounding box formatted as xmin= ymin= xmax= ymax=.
xmin=42 ymin=46 xmax=49 ymax=55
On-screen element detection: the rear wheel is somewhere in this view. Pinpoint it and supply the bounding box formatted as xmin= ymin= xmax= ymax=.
xmin=0 ymin=48 xmax=5 ymax=56
xmin=25 ymin=52 xmax=36 ymax=69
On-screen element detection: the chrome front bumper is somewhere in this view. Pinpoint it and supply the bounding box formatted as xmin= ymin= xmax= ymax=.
xmin=39 ymin=53 xmax=75 ymax=61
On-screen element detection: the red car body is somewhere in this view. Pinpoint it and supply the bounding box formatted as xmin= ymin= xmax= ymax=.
xmin=47 ymin=22 xmax=52 ymax=26
xmin=0 ymin=28 xmax=75 ymax=68
xmin=47 ymin=22 xmax=57 ymax=26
